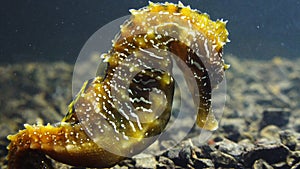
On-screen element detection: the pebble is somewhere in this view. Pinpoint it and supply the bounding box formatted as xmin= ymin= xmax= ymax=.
xmin=287 ymin=151 xmax=300 ymax=167
xmin=163 ymin=144 xmax=193 ymax=168
xmin=280 ymin=130 xmax=298 ymax=151
xmin=134 ymin=155 xmax=157 ymax=169
xmin=163 ymin=147 xmax=182 ymax=165
xmin=192 ymin=158 xmax=214 ymax=168
xmin=115 ymin=158 xmax=135 ymax=168
xmin=260 ymin=108 xmax=291 ymax=129
xmin=215 ymin=138 xmax=244 ymax=157
xmin=210 ymin=151 xmax=238 ymax=168
xmin=294 ymin=118 xmax=300 ymax=133
xmin=243 ymin=143 xmax=290 ymax=167
xmin=292 ymin=162 xmax=300 ymax=169
xmin=260 ymin=125 xmax=281 ymax=141
xmin=192 ymin=144 xmax=216 ymax=158
xmin=238 ymin=139 xmax=254 ymax=150
xmin=220 ymin=118 xmax=245 ymax=142
xmin=178 ymin=145 xmax=192 ymax=164
xmin=2 ymin=55 xmax=300 ymax=169
xmin=156 ymin=156 xmax=175 ymax=169
xmin=272 ymin=162 xmax=290 ymax=169
xmin=252 ymin=159 xmax=273 ymax=169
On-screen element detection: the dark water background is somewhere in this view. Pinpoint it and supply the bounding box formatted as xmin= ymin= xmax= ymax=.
xmin=1 ymin=0 xmax=299 ymax=63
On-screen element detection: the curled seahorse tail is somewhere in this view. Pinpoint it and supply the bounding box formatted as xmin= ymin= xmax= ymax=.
xmin=7 ymin=123 xmax=124 ymax=168
xmin=7 ymin=125 xmax=54 ymax=169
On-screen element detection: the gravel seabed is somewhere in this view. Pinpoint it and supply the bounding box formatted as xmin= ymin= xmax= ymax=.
xmin=0 ymin=55 xmax=300 ymax=168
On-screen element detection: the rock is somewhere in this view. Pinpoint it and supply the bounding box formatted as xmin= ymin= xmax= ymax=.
xmin=134 ymin=154 xmax=157 ymax=169
xmin=260 ymin=125 xmax=281 ymax=142
xmin=2 ymin=51 xmax=300 ymax=169
xmin=163 ymin=147 xmax=188 ymax=167
xmin=291 ymin=162 xmax=300 ymax=169
xmin=252 ymin=159 xmax=273 ymax=169
xmin=215 ymin=138 xmax=244 ymax=158
xmin=166 ymin=141 xmax=195 ymax=168
xmin=193 ymin=158 xmax=214 ymax=168
xmin=243 ymin=143 xmax=290 ymax=167
xmin=220 ymin=118 xmax=245 ymax=142
xmin=210 ymin=151 xmax=238 ymax=168
xmin=260 ymin=108 xmax=291 ymax=129
xmin=287 ymin=151 xmax=300 ymax=167
xmin=192 ymin=144 xmax=216 ymax=158
xmin=293 ymin=118 xmax=300 ymax=133
xmin=112 ymin=166 xmax=130 ymax=169
xmin=156 ymin=156 xmax=176 ymax=169
xmin=272 ymin=162 xmax=290 ymax=169
xmin=163 ymin=147 xmax=181 ymax=160
xmin=238 ymin=139 xmax=255 ymax=151
xmin=279 ymin=130 xmax=298 ymax=151
xmin=117 ymin=158 xmax=135 ymax=168
xmin=255 ymin=138 xmax=280 ymax=147
xmin=160 ymin=140 xmax=177 ymax=151
xmin=178 ymin=145 xmax=192 ymax=164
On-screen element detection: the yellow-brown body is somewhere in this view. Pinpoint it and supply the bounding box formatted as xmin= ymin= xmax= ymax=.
xmin=7 ymin=2 xmax=229 ymax=168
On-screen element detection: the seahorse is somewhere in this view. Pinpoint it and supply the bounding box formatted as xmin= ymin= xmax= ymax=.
xmin=7 ymin=2 xmax=229 ymax=168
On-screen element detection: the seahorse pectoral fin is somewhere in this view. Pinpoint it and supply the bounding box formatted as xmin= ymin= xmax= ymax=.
xmin=196 ymin=109 xmax=218 ymax=131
